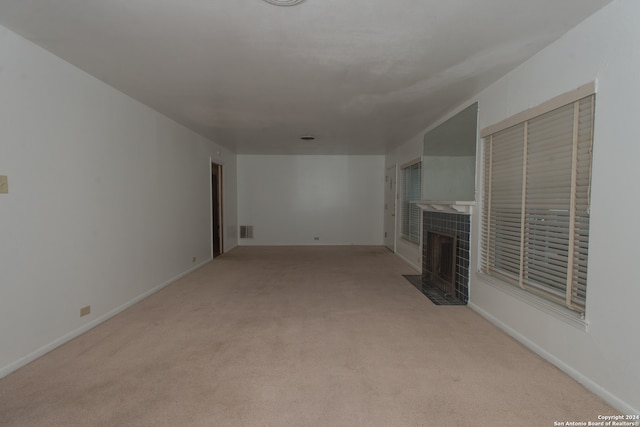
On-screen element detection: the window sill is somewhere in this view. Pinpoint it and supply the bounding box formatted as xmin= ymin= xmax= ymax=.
xmin=475 ymin=272 xmax=589 ymax=332
xmin=400 ymin=237 xmax=420 ymax=246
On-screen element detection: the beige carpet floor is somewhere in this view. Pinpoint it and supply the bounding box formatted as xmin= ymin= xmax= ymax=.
xmin=0 ymin=246 xmax=614 ymax=426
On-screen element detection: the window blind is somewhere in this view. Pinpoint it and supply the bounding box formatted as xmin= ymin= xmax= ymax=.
xmin=401 ymin=161 xmax=422 ymax=244
xmin=481 ymin=93 xmax=594 ymax=314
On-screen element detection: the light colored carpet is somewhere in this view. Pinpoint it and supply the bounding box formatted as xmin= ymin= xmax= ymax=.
xmin=0 ymin=246 xmax=613 ymax=426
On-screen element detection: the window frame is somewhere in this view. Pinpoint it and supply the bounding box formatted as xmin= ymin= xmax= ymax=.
xmin=480 ymin=83 xmax=595 ymax=315
xmin=400 ymin=159 xmax=422 ymax=245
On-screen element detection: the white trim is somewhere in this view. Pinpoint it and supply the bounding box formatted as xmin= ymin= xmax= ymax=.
xmin=480 ymin=81 xmax=596 ymax=137
xmin=468 ymin=302 xmax=638 ymax=415
xmin=396 ymin=252 xmax=421 ymax=273
xmin=475 ymin=272 xmax=588 ymax=330
xmin=400 ymin=157 xmax=421 ymax=169
xmin=210 ymin=157 xmax=224 ymax=258
xmin=0 ymin=258 xmax=212 ymax=380
xmin=384 ymin=164 xmax=398 ymax=253
xmin=400 ymin=235 xmax=421 ymax=247
xmin=211 ymin=156 xmax=225 ymax=165
xmin=392 ymin=164 xmax=398 ymax=253
xmin=210 ymin=158 xmax=214 ymax=260
xmin=414 ymin=200 xmax=474 ymax=215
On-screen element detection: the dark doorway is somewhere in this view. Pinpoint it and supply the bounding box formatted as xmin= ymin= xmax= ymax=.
xmin=212 ymin=163 xmax=223 ymax=258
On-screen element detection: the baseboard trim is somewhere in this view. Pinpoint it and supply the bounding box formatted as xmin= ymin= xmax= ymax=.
xmin=0 ymin=258 xmax=212 ymax=380
xmin=468 ymin=302 xmax=638 ymax=415
xmin=395 ymin=252 xmax=421 ymax=273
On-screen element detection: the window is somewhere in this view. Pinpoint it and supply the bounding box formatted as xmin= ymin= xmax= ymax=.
xmin=480 ymin=84 xmax=595 ymax=314
xmin=401 ymin=160 xmax=422 ymax=244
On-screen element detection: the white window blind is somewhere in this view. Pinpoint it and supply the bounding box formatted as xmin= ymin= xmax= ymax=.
xmin=401 ymin=161 xmax=422 ymax=244
xmin=481 ymin=91 xmax=594 ymax=314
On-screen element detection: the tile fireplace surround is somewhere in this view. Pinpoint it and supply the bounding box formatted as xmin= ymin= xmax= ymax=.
xmin=414 ymin=201 xmax=474 ymax=304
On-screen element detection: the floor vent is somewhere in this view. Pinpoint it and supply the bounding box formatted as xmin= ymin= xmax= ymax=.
xmin=240 ymin=225 xmax=254 ymax=239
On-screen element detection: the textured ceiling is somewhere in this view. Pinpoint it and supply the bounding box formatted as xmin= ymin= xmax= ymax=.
xmin=0 ymin=0 xmax=613 ymax=154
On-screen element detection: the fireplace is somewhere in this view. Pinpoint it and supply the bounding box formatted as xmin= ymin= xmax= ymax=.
xmin=424 ymin=231 xmax=457 ymax=296
xmin=415 ymin=201 xmax=473 ymax=304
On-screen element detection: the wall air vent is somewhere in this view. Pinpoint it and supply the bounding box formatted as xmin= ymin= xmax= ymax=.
xmin=240 ymin=225 xmax=254 ymax=239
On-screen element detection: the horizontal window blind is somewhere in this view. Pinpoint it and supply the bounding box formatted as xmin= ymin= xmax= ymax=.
xmin=401 ymin=161 xmax=422 ymax=244
xmin=481 ymin=94 xmax=594 ymax=314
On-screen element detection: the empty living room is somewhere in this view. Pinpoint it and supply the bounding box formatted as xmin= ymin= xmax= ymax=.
xmin=0 ymin=0 xmax=638 ymax=425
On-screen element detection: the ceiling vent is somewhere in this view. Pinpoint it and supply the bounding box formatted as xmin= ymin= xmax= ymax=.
xmin=262 ymin=0 xmax=306 ymax=6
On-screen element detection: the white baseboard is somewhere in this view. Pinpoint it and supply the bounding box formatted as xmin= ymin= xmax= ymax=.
xmin=468 ymin=302 xmax=638 ymax=415
xmin=395 ymin=252 xmax=421 ymax=273
xmin=0 ymin=258 xmax=212 ymax=380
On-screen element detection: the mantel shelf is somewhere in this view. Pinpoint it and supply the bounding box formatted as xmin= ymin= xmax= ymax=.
xmin=412 ymin=200 xmax=475 ymax=215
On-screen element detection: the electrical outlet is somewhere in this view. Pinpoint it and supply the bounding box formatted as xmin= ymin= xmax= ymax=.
xmin=192 ymin=256 xmax=197 ymax=263
xmin=0 ymin=176 xmax=8 ymax=194
xmin=314 ymin=237 xmax=320 ymax=241
xmin=80 ymin=305 xmax=91 ymax=317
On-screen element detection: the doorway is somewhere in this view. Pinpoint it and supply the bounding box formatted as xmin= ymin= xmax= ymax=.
xmin=384 ymin=165 xmax=397 ymax=252
xmin=212 ymin=162 xmax=224 ymax=258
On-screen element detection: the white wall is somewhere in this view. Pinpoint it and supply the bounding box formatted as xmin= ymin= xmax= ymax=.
xmin=237 ymin=155 xmax=384 ymax=246
xmin=0 ymin=26 xmax=237 ymax=377
xmin=385 ymin=0 xmax=640 ymax=413
xmin=385 ymin=136 xmax=423 ymax=271
xmin=468 ymin=0 xmax=640 ymax=413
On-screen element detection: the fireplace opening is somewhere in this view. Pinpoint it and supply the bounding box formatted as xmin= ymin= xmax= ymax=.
xmin=424 ymin=231 xmax=457 ymax=296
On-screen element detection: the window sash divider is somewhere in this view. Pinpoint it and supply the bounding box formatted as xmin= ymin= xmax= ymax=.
xmin=485 ymin=136 xmax=493 ymax=272
xmin=518 ymin=122 xmax=528 ymax=289
xmin=565 ymin=101 xmax=580 ymax=308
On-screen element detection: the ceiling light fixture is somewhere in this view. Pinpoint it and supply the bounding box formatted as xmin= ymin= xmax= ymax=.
xmin=262 ymin=0 xmax=306 ymax=6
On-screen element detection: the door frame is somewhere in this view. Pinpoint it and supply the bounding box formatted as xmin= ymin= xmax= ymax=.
xmin=384 ymin=164 xmax=397 ymax=252
xmin=211 ymin=159 xmax=224 ymax=259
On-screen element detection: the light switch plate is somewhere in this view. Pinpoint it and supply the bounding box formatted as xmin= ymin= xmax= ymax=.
xmin=0 ymin=176 xmax=7 ymax=194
